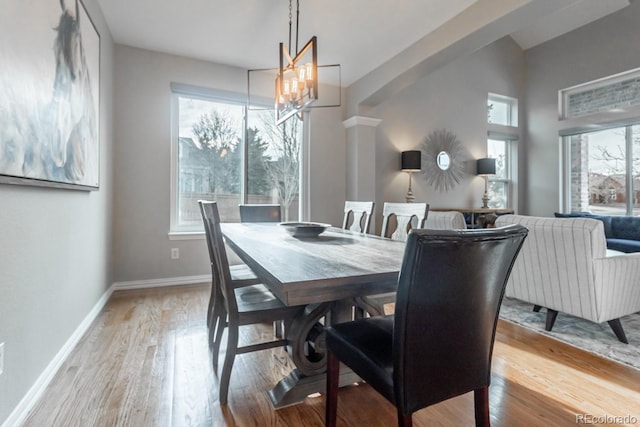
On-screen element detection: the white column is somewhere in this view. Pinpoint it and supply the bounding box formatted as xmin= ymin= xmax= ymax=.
xmin=342 ymin=116 xmax=382 ymax=203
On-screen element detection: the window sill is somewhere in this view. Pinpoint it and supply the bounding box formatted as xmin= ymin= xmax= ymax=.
xmin=168 ymin=231 xmax=205 ymax=241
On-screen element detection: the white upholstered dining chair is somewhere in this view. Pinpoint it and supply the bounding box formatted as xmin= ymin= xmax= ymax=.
xmin=424 ymin=210 xmax=467 ymax=230
xmin=342 ymin=201 xmax=375 ymax=233
xmin=355 ymin=202 xmax=429 ymax=317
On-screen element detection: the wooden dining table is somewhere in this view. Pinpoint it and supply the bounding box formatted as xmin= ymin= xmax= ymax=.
xmin=220 ymin=222 xmax=407 ymax=408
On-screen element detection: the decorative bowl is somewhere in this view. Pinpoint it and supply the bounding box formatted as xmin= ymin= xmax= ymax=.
xmin=280 ymin=222 xmax=331 ymax=238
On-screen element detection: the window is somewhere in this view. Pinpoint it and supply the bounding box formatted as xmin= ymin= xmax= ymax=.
xmin=567 ymin=125 xmax=640 ymax=215
xmin=170 ymin=85 xmax=301 ymax=234
xmin=486 ymin=92 xmax=518 ymax=209
xmin=560 ymin=67 xmax=640 ymax=120
xmin=560 ymin=68 xmax=640 ymax=215
xmin=487 ymin=93 xmax=518 ymax=127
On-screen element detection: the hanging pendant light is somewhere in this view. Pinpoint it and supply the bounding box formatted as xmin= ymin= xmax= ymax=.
xmin=275 ymin=0 xmax=318 ymax=124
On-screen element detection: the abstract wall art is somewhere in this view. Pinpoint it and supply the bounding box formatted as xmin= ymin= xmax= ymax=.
xmin=0 ymin=0 xmax=100 ymax=190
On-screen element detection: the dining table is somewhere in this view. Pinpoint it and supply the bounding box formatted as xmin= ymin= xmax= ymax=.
xmin=220 ymin=222 xmax=407 ymax=408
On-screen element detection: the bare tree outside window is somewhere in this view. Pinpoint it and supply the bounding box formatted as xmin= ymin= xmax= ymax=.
xmin=570 ymin=125 xmax=640 ymax=215
xmin=173 ymin=94 xmax=302 ymax=231
xmin=256 ymin=112 xmax=302 ymax=221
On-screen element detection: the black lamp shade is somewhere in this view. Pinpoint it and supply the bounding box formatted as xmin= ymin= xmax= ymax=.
xmin=477 ymin=158 xmax=496 ymax=175
xmin=401 ymin=150 xmax=421 ymax=171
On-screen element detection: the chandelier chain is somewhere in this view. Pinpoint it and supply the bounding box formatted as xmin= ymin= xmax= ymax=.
xmin=287 ymin=0 xmax=302 ymax=57
xmin=295 ymin=0 xmax=300 ymax=54
xmin=288 ymin=0 xmax=293 ymax=56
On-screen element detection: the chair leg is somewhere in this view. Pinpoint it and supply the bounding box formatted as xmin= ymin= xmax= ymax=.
xmin=607 ymin=319 xmax=629 ymax=344
xmin=474 ymin=387 xmax=490 ymax=427
xmin=325 ymin=351 xmax=340 ymax=427
xmin=397 ymin=411 xmax=412 ymax=427
xmin=545 ymin=309 xmax=559 ymax=331
xmin=206 ymin=285 xmax=215 ymax=327
xmin=219 ymin=323 xmax=238 ymax=404
xmin=533 ymin=305 xmax=542 ymax=312
xmin=352 ymin=296 xmax=385 ymax=318
xmin=274 ymin=320 xmax=284 ymax=339
xmin=208 ymin=300 xmax=224 ymax=348
xmin=211 ymin=315 xmax=226 ymax=372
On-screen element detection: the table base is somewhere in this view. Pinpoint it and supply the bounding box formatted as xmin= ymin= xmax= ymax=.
xmin=268 ymin=367 xmax=361 ymax=409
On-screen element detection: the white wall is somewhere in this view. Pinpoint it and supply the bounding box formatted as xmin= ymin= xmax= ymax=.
xmin=0 ymin=0 xmax=114 ymax=423
xmin=112 ymin=46 xmax=347 ymax=284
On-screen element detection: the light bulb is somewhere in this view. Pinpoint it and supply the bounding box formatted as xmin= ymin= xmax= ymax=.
xmin=305 ymin=62 xmax=313 ymax=81
xmin=291 ymin=77 xmax=299 ymax=99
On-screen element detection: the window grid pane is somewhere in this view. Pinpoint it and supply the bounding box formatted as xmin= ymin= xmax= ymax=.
xmin=487 ymin=93 xmax=518 ymax=126
xmin=172 ymin=92 xmax=303 ymax=232
xmin=569 ymin=126 xmax=632 ymax=216
xmin=246 ymin=109 xmax=300 ymax=222
xmin=177 ymin=96 xmax=243 ymax=228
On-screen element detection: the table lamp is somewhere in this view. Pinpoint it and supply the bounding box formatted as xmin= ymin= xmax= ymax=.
xmin=401 ymin=150 xmax=421 ymax=203
xmin=477 ymin=158 xmax=496 ymax=208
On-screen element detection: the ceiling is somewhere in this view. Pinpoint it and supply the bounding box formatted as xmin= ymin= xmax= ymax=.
xmin=97 ymin=0 xmax=630 ymax=87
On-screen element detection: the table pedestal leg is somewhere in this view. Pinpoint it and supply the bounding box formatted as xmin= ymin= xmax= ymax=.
xmin=267 ymin=300 xmax=360 ymax=409
xmin=268 ymin=367 xmax=361 ymax=409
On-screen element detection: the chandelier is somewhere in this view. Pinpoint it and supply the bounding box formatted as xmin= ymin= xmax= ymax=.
xmin=275 ymin=0 xmax=318 ymax=124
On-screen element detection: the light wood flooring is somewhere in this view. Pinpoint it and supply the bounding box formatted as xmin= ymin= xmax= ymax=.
xmin=23 ymin=284 xmax=640 ymax=426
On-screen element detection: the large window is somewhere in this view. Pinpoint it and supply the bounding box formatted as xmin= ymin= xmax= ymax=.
xmin=170 ymin=86 xmax=301 ymax=233
xmin=568 ymin=125 xmax=640 ymax=215
xmin=561 ymin=68 xmax=640 ymax=216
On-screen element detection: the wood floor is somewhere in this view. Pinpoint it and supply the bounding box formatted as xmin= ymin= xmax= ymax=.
xmin=23 ymin=284 xmax=640 ymax=427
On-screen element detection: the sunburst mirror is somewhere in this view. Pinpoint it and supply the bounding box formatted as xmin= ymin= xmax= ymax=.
xmin=421 ymin=129 xmax=466 ymax=192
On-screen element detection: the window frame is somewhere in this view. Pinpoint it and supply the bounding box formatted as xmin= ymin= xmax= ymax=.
xmin=559 ymin=69 xmax=640 ymax=214
xmin=168 ymin=83 xmax=306 ymax=239
xmin=487 ymin=132 xmax=517 ymax=210
xmin=486 ymin=91 xmax=519 ymax=211
xmin=561 ymin=123 xmax=640 ymax=215
xmin=488 ymin=93 xmax=518 ymax=127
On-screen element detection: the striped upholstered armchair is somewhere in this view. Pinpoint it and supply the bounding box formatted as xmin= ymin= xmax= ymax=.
xmin=424 ymin=210 xmax=467 ymax=230
xmin=495 ymin=215 xmax=640 ymax=343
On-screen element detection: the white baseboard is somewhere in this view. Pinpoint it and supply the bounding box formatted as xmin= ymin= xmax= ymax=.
xmin=112 ymin=275 xmax=210 ymax=291
xmin=1 ymin=285 xmax=115 ymax=427
xmin=1 ymin=275 xmax=209 ymax=427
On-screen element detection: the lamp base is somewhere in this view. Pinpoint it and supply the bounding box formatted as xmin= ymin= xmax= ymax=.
xmin=481 ymin=192 xmax=490 ymax=209
xmin=405 ymin=172 xmax=415 ymax=203
xmin=405 ymin=190 xmax=415 ymax=203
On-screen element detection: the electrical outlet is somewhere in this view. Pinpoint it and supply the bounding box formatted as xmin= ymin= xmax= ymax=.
xmin=0 ymin=342 xmax=4 ymax=376
xmin=171 ymin=248 xmax=180 ymax=260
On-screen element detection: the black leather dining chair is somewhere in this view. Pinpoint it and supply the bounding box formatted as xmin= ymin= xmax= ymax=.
xmin=199 ymin=201 xmax=305 ymax=404
xmin=325 ymin=225 xmax=528 ymax=426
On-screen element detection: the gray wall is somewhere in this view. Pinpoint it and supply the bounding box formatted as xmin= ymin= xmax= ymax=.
xmin=112 ymin=46 xmax=346 ymax=284
xmin=371 ymin=36 xmax=525 ymax=228
xmin=0 ymin=0 xmax=114 ymax=423
xmin=524 ymin=0 xmax=640 ymax=216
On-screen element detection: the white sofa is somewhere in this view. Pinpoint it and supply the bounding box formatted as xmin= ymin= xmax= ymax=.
xmin=424 ymin=211 xmax=467 ymax=230
xmin=495 ymin=215 xmax=640 ymax=343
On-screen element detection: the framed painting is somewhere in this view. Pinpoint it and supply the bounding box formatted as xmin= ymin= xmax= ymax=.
xmin=0 ymin=0 xmax=100 ymax=190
